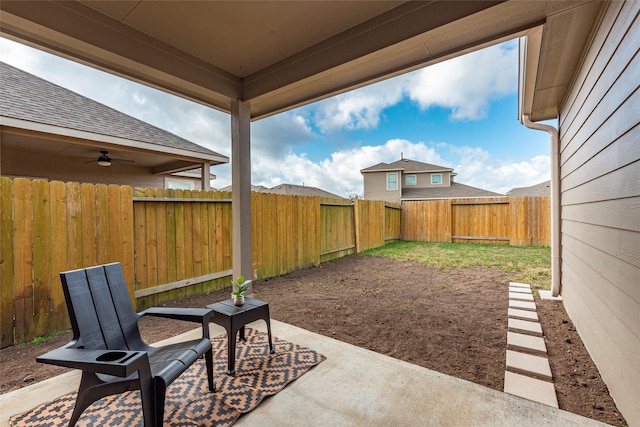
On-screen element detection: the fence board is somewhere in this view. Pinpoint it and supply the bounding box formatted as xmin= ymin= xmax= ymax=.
xmin=95 ymin=184 xmax=110 ymax=264
xmin=155 ymin=188 xmax=169 ymax=297
xmin=164 ymin=190 xmax=178 ymax=300
xmin=32 ymin=180 xmax=52 ymax=338
xmin=81 ymin=183 xmax=97 ymax=266
xmin=119 ymin=185 xmax=135 ymax=300
xmin=107 ymin=185 xmax=122 ymax=265
xmin=1 ymin=178 xmax=15 ymax=347
xmin=183 ymin=190 xmax=195 ymax=298
xmin=50 ymin=181 xmax=69 ymax=330
xmin=12 ymin=179 xmax=33 ymax=343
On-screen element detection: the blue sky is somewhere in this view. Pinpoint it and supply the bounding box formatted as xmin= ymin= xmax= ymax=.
xmin=1 ymin=37 xmax=551 ymax=197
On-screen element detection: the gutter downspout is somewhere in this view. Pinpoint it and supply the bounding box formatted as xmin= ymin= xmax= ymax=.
xmin=522 ymin=115 xmax=561 ymax=297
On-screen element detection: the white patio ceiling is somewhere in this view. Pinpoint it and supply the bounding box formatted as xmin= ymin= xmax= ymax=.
xmin=0 ymin=1 xmax=602 ymax=122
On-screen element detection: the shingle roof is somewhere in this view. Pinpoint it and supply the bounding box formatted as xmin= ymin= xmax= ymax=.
xmin=0 ymin=62 xmax=225 ymax=159
xmin=361 ymin=158 xmax=453 ymax=173
xmin=263 ymin=183 xmax=344 ymax=199
xmin=219 ymin=183 xmax=345 ymax=199
xmin=402 ymin=182 xmax=503 ymax=199
xmin=507 ymin=181 xmax=551 ymax=196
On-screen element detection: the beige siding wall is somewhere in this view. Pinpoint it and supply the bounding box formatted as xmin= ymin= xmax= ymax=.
xmin=558 ymin=2 xmax=639 ymax=424
xmin=408 ymin=172 xmax=451 ymax=188
xmin=363 ymin=171 xmax=401 ymax=203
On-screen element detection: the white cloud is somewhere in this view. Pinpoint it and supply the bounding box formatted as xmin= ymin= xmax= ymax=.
xmin=453 ymin=153 xmax=550 ymax=195
xmin=309 ymin=41 xmax=518 ymax=135
xmin=312 ymin=78 xmax=405 ymax=132
xmin=406 ymin=42 xmax=517 ymax=120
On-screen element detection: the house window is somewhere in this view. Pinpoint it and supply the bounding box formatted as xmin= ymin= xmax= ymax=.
xmin=166 ymin=178 xmax=196 ymax=190
xmin=387 ymin=173 xmax=398 ymax=190
xmin=405 ymin=174 xmax=417 ymax=186
xmin=431 ymin=174 xmax=442 ymax=185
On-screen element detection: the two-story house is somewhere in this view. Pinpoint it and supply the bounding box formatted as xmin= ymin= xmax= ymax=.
xmin=360 ymin=158 xmax=502 ymax=203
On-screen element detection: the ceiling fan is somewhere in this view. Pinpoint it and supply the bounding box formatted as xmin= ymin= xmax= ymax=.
xmin=91 ymin=151 xmax=135 ymax=167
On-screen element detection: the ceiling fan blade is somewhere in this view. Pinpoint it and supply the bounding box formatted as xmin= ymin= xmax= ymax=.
xmin=75 ymin=151 xmax=135 ymax=165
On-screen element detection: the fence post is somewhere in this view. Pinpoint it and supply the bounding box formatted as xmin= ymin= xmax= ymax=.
xmin=352 ymin=199 xmax=359 ymax=253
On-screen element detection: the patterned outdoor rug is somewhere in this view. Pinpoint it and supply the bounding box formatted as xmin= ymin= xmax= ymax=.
xmin=10 ymin=329 xmax=325 ymax=426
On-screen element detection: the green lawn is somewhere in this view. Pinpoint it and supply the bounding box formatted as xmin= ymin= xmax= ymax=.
xmin=365 ymin=241 xmax=551 ymax=290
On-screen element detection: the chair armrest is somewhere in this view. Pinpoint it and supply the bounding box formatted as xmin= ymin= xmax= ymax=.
xmin=138 ymin=307 xmax=214 ymax=324
xmin=139 ymin=307 xmax=214 ymax=339
xmin=36 ymin=348 xmax=149 ymax=378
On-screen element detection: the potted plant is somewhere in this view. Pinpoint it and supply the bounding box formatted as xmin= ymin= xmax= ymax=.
xmin=230 ymin=276 xmax=250 ymax=306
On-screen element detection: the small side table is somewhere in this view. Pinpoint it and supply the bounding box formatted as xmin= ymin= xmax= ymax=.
xmin=206 ymin=297 xmax=275 ymax=375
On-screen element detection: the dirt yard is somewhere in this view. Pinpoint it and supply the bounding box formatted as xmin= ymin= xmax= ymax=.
xmin=0 ymin=255 xmax=626 ymax=426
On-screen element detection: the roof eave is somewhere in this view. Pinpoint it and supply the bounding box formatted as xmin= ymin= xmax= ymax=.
xmin=1 ymin=116 xmax=229 ymax=164
xmin=518 ymin=26 xmax=544 ymax=124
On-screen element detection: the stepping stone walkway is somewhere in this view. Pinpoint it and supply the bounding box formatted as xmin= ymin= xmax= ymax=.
xmin=504 ymin=282 xmax=559 ymax=408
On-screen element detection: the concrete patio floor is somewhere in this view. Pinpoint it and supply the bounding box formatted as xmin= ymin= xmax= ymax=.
xmin=0 ymin=320 xmax=610 ymax=427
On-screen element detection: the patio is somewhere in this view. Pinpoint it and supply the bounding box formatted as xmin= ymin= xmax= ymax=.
xmin=1 ymin=320 xmax=609 ymax=427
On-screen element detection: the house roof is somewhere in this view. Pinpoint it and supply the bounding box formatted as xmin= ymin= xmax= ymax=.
xmin=402 ymin=182 xmax=503 ymax=200
xmin=218 ymin=183 xmax=345 ymax=199
xmin=0 ymin=62 xmax=228 ymax=165
xmin=507 ymin=180 xmax=550 ymax=197
xmin=0 ymin=1 xmax=601 ymax=121
xmin=361 ymin=158 xmax=453 ymax=174
xmin=262 ymin=183 xmax=344 ymax=199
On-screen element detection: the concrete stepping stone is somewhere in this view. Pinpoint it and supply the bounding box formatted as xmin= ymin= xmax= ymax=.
xmin=509 ymin=286 xmax=532 ymax=294
xmin=508 ymin=308 xmax=539 ymax=321
xmin=509 ymin=292 xmax=534 ymax=301
xmin=504 ymin=371 xmax=558 ymax=408
xmin=507 ymin=331 xmax=547 ymax=354
xmin=506 ymin=350 xmax=552 ymax=380
xmin=508 ymin=318 xmax=542 ymax=336
xmin=508 ymin=300 xmax=537 ymax=311
xmin=509 ymin=282 xmax=531 ymax=289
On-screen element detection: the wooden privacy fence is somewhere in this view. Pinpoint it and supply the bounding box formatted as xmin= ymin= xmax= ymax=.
xmin=0 ymin=178 xmax=400 ymax=347
xmin=1 ymin=177 xmax=547 ymax=347
xmin=401 ymin=196 xmax=551 ymax=246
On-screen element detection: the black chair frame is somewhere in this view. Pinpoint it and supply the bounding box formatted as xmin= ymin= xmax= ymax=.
xmin=37 ymin=262 xmax=215 ymax=427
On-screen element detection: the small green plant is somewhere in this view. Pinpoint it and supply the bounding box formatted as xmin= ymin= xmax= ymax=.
xmin=31 ymin=330 xmax=66 ymax=344
xmin=231 ymin=275 xmax=250 ymax=296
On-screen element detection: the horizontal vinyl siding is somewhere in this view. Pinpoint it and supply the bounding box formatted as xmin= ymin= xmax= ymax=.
xmin=558 ymin=1 xmax=640 ymax=424
xmin=363 ymin=172 xmax=400 ymax=203
xmin=409 ymin=172 xmax=451 ymax=188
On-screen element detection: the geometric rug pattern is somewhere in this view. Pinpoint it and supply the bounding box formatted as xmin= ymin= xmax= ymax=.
xmin=10 ymin=329 xmax=325 ymax=427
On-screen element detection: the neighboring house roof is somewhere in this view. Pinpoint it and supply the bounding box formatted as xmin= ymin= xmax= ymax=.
xmin=218 ymin=185 xmax=268 ymax=192
xmin=361 ymin=158 xmax=453 ymax=174
xmin=219 ymin=183 xmax=344 ymax=199
xmin=0 ymin=62 xmax=226 ymax=161
xmin=263 ymin=183 xmax=344 ymax=199
xmin=402 ymin=182 xmax=503 ymax=200
xmin=507 ymin=181 xmax=551 ymax=197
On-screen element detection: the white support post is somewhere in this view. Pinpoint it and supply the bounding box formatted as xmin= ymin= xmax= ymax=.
xmin=201 ymin=161 xmax=211 ymax=190
xmin=231 ymin=100 xmax=252 ymax=281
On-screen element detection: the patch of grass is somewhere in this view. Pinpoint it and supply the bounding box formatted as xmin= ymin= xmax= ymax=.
xmin=30 ymin=330 xmax=67 ymax=344
xmin=365 ymin=241 xmax=551 ymax=290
